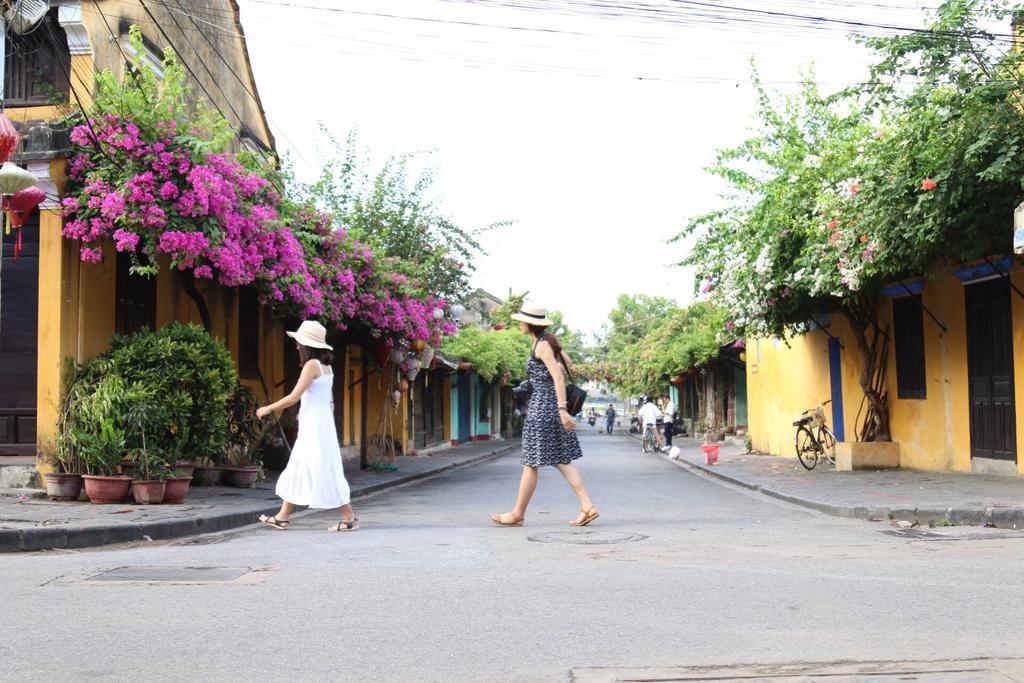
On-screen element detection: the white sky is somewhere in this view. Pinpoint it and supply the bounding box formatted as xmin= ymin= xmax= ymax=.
xmin=236 ymin=0 xmax=949 ymax=337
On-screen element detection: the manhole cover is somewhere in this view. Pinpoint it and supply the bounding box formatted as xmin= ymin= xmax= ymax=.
xmin=528 ymin=530 xmax=647 ymax=545
xmin=86 ymin=566 xmax=252 ymax=583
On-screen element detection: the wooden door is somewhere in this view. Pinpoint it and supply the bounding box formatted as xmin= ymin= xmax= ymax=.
xmin=966 ymin=279 xmax=1017 ymax=462
xmin=0 ymin=218 xmax=39 ymax=455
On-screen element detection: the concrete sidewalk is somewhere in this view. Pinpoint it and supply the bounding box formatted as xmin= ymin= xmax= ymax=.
xmin=0 ymin=438 xmax=519 ymax=553
xmin=631 ymin=434 xmax=1024 ymax=528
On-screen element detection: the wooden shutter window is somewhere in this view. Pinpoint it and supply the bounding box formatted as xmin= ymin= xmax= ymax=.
xmin=115 ymin=252 xmax=156 ymax=336
xmin=893 ymin=295 xmax=927 ymax=400
xmin=4 ymin=9 xmax=71 ymax=107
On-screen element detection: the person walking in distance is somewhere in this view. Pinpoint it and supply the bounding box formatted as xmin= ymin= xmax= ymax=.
xmin=661 ymin=394 xmax=676 ymax=452
xmin=256 ymin=321 xmax=358 ymax=532
xmin=491 ymin=305 xmax=599 ymax=527
xmin=605 ymin=403 xmax=617 ymax=435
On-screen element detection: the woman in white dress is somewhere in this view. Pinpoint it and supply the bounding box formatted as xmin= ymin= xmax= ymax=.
xmin=256 ymin=321 xmax=358 ymax=532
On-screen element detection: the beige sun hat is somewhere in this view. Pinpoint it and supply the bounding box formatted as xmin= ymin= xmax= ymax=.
xmin=286 ymin=320 xmax=333 ymax=350
xmin=510 ymin=304 xmax=554 ymax=327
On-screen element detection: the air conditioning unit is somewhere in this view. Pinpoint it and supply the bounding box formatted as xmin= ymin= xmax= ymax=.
xmin=5 ymin=0 xmax=48 ymax=35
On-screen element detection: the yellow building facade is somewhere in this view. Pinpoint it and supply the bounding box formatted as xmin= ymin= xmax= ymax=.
xmin=0 ymin=2 xmax=422 ymax=480
xmin=747 ymin=260 xmax=1024 ymax=476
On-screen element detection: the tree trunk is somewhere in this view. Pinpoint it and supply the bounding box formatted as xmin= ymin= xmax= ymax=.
xmin=181 ymin=271 xmax=212 ymax=332
xmin=841 ymin=301 xmax=891 ymax=442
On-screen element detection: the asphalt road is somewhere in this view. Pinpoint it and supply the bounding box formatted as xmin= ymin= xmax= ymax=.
xmin=5 ymin=430 xmax=1024 ymax=682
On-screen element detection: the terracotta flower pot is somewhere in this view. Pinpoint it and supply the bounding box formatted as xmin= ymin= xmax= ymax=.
xmin=131 ymin=480 xmax=166 ymax=505
xmin=174 ymin=459 xmax=196 ymax=477
xmin=82 ymin=475 xmax=133 ymax=504
xmin=44 ymin=472 xmax=83 ymax=501
xmin=192 ymin=466 xmax=224 ymax=487
xmin=223 ymin=466 xmax=261 ymax=488
xmin=162 ymin=476 xmax=193 ymax=504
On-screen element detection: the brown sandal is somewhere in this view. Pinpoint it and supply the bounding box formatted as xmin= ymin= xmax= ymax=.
xmin=330 ymin=519 xmax=359 ymax=532
xmin=490 ymin=512 xmax=524 ymax=527
xmin=569 ymin=508 xmax=600 ymax=527
xmin=259 ymin=514 xmax=289 ymax=530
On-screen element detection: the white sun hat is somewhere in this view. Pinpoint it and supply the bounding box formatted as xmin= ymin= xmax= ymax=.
xmin=285 ymin=320 xmax=333 ymax=350
xmin=510 ymin=304 xmax=554 ymax=327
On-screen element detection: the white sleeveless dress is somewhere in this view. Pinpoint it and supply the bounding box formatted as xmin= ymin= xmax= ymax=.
xmin=275 ymin=363 xmax=351 ymax=508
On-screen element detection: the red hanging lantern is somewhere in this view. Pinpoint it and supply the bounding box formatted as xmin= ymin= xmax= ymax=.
xmin=372 ymin=343 xmax=391 ymax=368
xmin=5 ymin=186 xmax=44 ymax=259
xmin=0 ymin=114 xmax=19 ymax=164
xmin=398 ymin=378 xmax=409 ymax=394
xmin=410 ymin=339 xmax=427 ymax=353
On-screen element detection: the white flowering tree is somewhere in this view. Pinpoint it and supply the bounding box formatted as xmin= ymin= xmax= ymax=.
xmin=681 ymin=0 xmax=1024 ymax=442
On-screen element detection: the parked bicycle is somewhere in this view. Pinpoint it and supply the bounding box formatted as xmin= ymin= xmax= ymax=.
xmin=793 ymin=400 xmax=836 ymax=470
xmin=642 ymin=424 xmax=659 ymax=453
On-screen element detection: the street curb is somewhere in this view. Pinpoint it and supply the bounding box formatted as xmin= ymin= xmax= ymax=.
xmin=0 ymin=443 xmax=517 ymax=553
xmin=629 ymin=432 xmax=1024 ymax=529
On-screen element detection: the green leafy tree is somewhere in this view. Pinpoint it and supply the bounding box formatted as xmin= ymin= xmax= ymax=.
xmin=300 ymin=129 xmax=503 ymax=303
xmin=441 ymin=327 xmax=533 ymax=382
xmin=678 ymin=0 xmax=1024 ymax=441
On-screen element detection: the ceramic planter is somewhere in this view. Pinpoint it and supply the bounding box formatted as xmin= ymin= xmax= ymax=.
xmin=44 ymin=472 xmax=83 ymax=501
xmin=174 ymin=459 xmax=196 ymax=477
xmin=131 ymin=480 xmax=166 ymax=505
xmin=192 ymin=466 xmax=224 ymax=486
xmin=162 ymin=476 xmax=193 ymax=504
xmin=82 ymin=475 xmax=132 ymax=504
xmin=223 ymin=466 xmax=261 ymax=488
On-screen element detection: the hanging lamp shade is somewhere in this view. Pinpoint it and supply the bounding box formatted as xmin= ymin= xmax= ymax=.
xmin=0 ymin=162 xmax=36 ymax=196
xmin=0 ymin=114 xmax=19 ymax=164
xmin=7 ymin=186 xmax=45 ymax=228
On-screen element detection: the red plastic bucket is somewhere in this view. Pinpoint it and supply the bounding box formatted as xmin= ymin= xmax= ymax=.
xmin=701 ymin=444 xmax=720 ymax=465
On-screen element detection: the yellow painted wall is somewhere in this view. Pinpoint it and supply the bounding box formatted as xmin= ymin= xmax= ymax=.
xmin=882 ymin=269 xmax=971 ymax=472
xmin=749 ymin=263 xmax=1024 ymax=475
xmin=1011 ymin=271 xmax=1024 ymax=476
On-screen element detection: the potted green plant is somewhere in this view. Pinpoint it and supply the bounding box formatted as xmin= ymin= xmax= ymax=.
xmin=123 ymin=384 xmax=170 ymax=504
xmin=74 ymin=375 xmax=132 ymax=504
xmin=162 ymin=468 xmax=193 ymax=504
xmin=44 ymin=362 xmax=88 ymax=501
xmin=192 ymin=455 xmax=224 ymax=486
xmin=222 ymin=385 xmax=264 ymax=488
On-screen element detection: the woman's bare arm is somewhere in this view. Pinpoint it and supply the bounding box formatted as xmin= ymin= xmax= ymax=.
xmin=257 ymin=360 xmax=321 ymax=418
xmin=536 ymin=340 xmax=576 ymax=431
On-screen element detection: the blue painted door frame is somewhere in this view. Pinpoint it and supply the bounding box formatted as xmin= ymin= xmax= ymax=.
xmin=828 ymin=337 xmax=845 ymax=441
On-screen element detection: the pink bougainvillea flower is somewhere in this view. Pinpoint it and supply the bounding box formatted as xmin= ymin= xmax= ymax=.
xmin=780 ymin=229 xmax=790 ymax=237
xmin=830 ymin=231 xmax=842 ymax=244
xmin=725 ymin=320 xmax=734 ymax=330
xmin=921 ymin=178 xmax=937 ymax=191
xmin=700 ymin=279 xmax=713 ymax=294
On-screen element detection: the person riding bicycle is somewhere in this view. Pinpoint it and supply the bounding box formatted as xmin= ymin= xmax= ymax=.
xmin=638 ymin=396 xmax=662 ymax=452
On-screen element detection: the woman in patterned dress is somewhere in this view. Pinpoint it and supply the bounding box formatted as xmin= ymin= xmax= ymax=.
xmin=490 ymin=305 xmax=599 ymax=527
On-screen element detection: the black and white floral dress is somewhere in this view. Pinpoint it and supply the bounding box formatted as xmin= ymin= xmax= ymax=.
xmin=521 ymin=342 xmax=583 ymax=468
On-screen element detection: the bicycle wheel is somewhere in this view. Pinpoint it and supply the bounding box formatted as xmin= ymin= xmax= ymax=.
xmin=820 ymin=427 xmax=837 ymax=464
xmin=795 ymin=426 xmax=820 ymax=470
